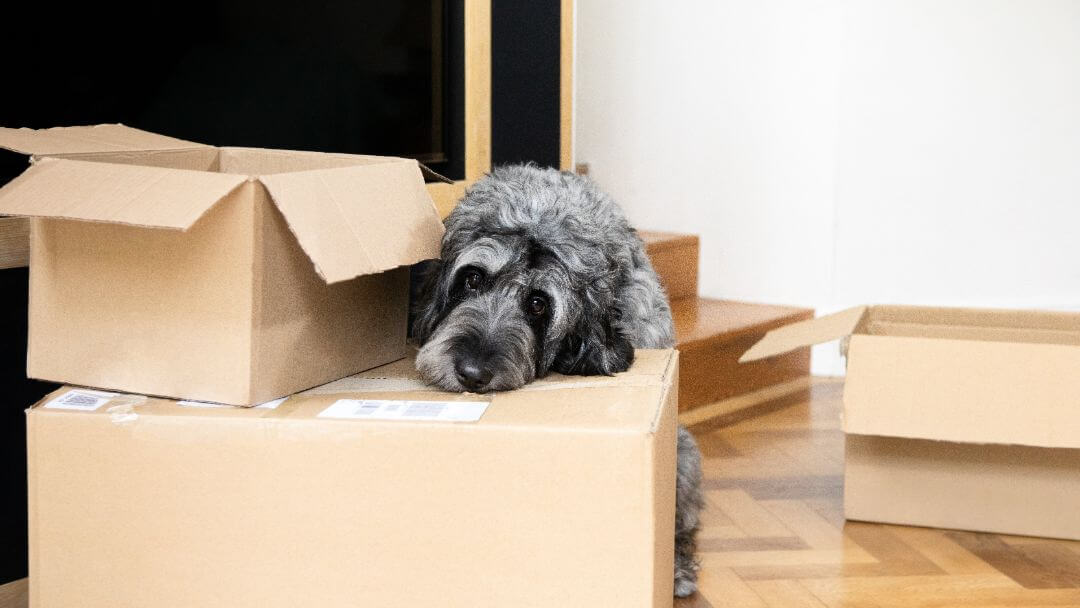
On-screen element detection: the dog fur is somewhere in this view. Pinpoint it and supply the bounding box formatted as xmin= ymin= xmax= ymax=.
xmin=412 ymin=164 xmax=704 ymax=597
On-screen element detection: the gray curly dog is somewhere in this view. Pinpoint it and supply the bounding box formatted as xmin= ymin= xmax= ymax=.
xmin=412 ymin=164 xmax=704 ymax=597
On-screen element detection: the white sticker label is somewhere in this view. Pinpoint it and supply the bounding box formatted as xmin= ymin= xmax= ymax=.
xmin=317 ymin=399 xmax=489 ymax=422
xmin=43 ymin=389 xmax=119 ymax=411
xmin=178 ymin=398 xmax=287 ymax=410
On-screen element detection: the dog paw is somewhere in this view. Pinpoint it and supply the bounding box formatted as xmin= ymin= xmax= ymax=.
xmin=674 ymin=574 xmax=698 ymax=598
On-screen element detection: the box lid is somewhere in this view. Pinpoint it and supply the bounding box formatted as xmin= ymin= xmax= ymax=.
xmin=0 ymin=124 xmax=205 ymax=156
xmin=0 ymin=156 xmax=248 ymax=229
xmin=0 ymin=124 xmax=445 ymax=282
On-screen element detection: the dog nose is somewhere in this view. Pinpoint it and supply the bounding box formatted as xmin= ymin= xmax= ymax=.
xmin=455 ymin=360 xmax=493 ymax=392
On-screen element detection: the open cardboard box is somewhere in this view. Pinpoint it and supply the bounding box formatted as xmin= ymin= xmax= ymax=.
xmin=0 ymin=124 xmax=446 ymax=405
xmin=742 ymin=305 xmax=1080 ymax=540
xmin=26 ymin=350 xmax=680 ymax=608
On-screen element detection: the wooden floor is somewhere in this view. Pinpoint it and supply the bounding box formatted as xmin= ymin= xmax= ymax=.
xmin=677 ymin=378 xmax=1080 ymax=608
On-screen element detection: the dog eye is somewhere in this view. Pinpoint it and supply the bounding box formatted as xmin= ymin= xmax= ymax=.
xmin=527 ymin=295 xmax=548 ymax=317
xmin=461 ymin=268 xmax=483 ymax=291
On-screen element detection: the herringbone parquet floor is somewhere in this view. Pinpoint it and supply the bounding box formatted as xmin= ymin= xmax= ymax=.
xmin=677 ymin=378 xmax=1080 ymax=608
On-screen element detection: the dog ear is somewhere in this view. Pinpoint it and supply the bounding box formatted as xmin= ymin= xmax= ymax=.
xmin=576 ymin=325 xmax=635 ymax=376
xmin=411 ymin=260 xmax=448 ymax=345
xmin=553 ymin=306 xmax=635 ymax=376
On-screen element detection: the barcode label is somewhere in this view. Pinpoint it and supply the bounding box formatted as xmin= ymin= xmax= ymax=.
xmin=43 ymin=389 xmax=119 ymax=411
xmin=178 ymin=398 xmax=287 ymax=410
xmin=318 ymin=399 xmax=489 ymax=422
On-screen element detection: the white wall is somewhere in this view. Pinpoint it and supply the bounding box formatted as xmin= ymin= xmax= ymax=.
xmin=575 ymin=0 xmax=1080 ymax=375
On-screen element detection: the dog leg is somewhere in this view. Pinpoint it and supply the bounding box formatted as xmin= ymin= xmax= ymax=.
xmin=674 ymin=425 xmax=704 ymax=597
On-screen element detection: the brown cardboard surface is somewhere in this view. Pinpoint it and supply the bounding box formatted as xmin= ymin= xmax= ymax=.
xmin=219 ymin=146 xmax=395 ymax=174
xmin=744 ymin=304 xmax=1080 ymax=361
xmin=0 ymin=124 xmax=446 ymax=403
xmin=650 ymin=358 xmax=679 ymax=605
xmin=250 ymin=181 xmax=411 ymax=404
xmin=259 ymin=160 xmax=444 ymax=282
xmin=48 ymin=147 xmax=222 ymax=172
xmin=844 ymin=334 xmax=1080 ymax=449
xmin=861 ymin=319 xmax=1080 ymax=345
xmin=846 ymin=435 xmax=1080 ymax=541
xmin=738 ymin=306 xmax=866 ymax=362
xmin=27 ymin=350 xmax=679 ymax=608
xmin=742 ymin=303 xmax=1080 ymax=539
xmin=0 ymin=157 xmax=247 ymax=229
xmin=0 ymin=124 xmax=203 ymax=155
xmin=28 ymin=185 xmax=258 ymax=404
xmin=865 ymin=304 xmax=1080 ymax=332
xmin=304 ymin=348 xmax=679 ymax=396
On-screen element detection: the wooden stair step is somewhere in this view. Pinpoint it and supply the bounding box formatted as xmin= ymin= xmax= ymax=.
xmin=640 ymin=230 xmax=812 ymax=413
xmin=672 ymin=297 xmax=813 ymax=412
xmin=639 ymin=231 xmax=699 ymax=300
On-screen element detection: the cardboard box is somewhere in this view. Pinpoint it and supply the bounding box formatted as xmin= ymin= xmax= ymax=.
xmin=26 ymin=349 xmax=680 ymax=608
xmin=0 ymin=124 xmax=445 ymax=405
xmin=741 ymin=305 xmax=1080 ymax=540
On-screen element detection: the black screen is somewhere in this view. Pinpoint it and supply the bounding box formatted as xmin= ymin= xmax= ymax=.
xmin=0 ymin=1 xmax=464 ymax=179
xmin=491 ymin=0 xmax=561 ymax=169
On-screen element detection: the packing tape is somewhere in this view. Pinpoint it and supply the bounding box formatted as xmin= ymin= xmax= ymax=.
xmin=259 ymin=397 xmax=305 ymax=419
xmin=106 ymin=394 xmax=148 ymax=424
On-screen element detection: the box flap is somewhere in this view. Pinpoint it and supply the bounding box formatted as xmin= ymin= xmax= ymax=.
xmin=0 ymin=124 xmax=204 ymax=156
xmin=844 ymin=335 xmax=1080 ymax=450
xmin=259 ymin=160 xmax=445 ymax=283
xmin=739 ymin=306 xmax=867 ymax=362
xmin=0 ymin=157 xmax=246 ymax=229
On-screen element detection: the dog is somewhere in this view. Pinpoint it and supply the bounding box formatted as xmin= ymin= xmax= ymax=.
xmin=412 ymin=164 xmax=704 ymax=597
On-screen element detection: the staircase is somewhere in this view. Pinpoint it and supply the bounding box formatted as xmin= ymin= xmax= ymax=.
xmin=639 ymin=231 xmax=813 ymax=413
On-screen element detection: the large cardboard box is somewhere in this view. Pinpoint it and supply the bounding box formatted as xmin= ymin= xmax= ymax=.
xmin=0 ymin=124 xmax=445 ymax=405
xmin=26 ymin=349 xmax=680 ymax=608
xmin=742 ymin=305 xmax=1080 ymax=540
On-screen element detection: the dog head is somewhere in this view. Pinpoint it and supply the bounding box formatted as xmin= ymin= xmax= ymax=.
xmin=413 ymin=165 xmax=636 ymax=393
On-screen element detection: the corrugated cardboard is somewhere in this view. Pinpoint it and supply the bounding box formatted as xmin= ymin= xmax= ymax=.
xmin=26 ymin=349 xmax=680 ymax=608
xmin=742 ymin=304 xmax=1080 ymax=540
xmin=0 ymin=124 xmax=445 ymax=404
